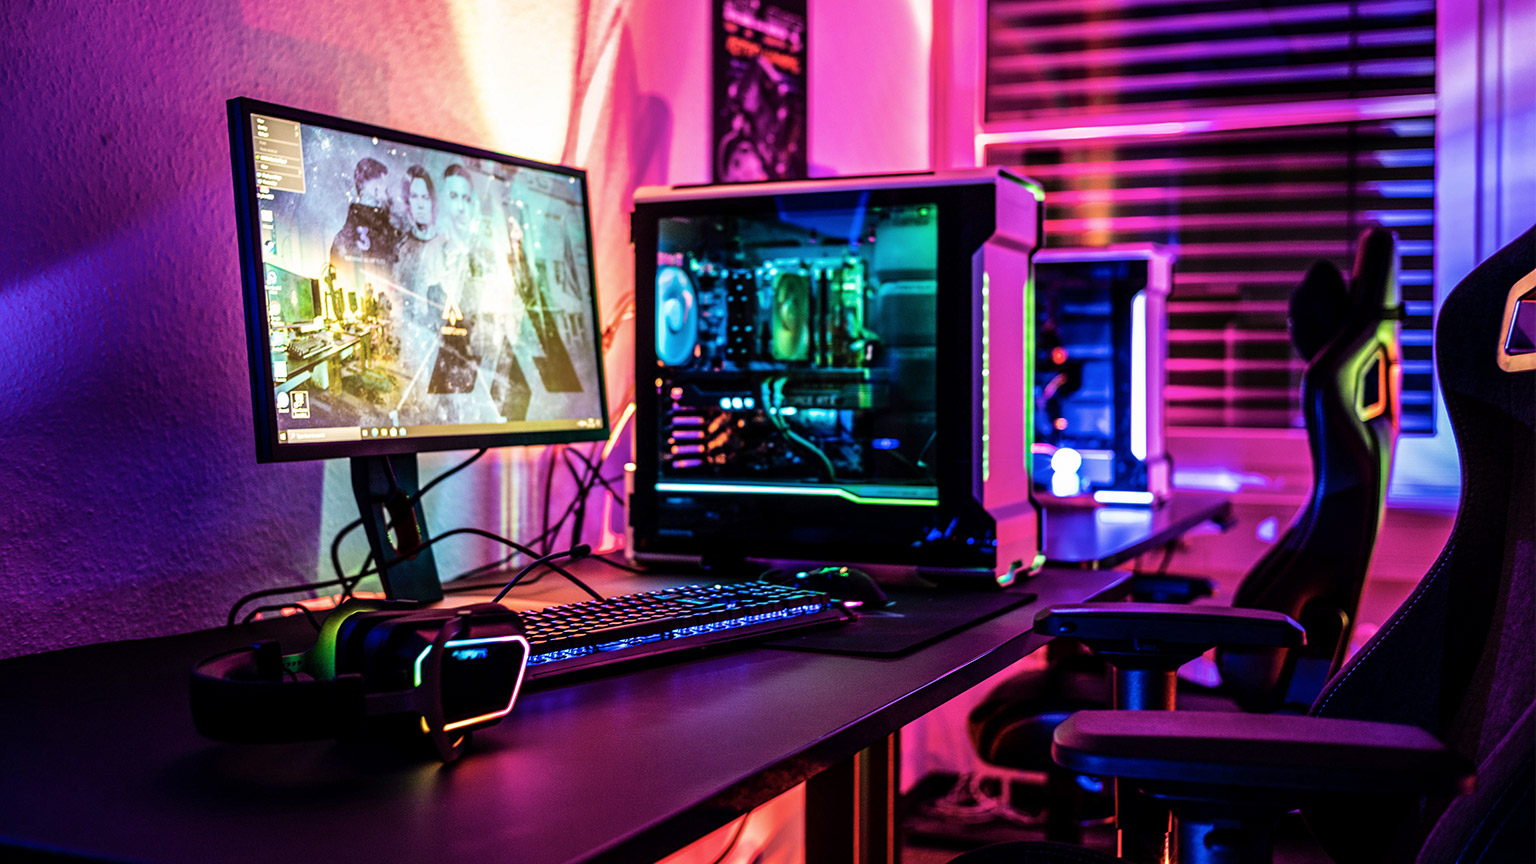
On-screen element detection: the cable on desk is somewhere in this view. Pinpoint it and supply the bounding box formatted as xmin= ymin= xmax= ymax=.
xmin=441 ymin=545 xmax=638 ymax=592
xmin=227 ymin=578 xmax=346 ymax=627
xmin=588 ymin=554 xmax=646 ymax=574
xmin=1133 ymin=540 xmax=1179 ymax=577
xmin=349 ymin=527 xmax=605 ymax=602
xmin=333 ymin=448 xmax=490 ymax=596
xmin=458 ymin=454 xmax=621 ymax=587
xmin=238 ymin=603 xmax=322 ymax=632
xmin=708 ymin=808 xmax=754 ymax=864
xmin=537 ymin=385 xmax=634 ymax=556
xmin=492 ymin=544 xmax=592 ymax=603
xmin=288 ymin=304 xmax=636 ymax=610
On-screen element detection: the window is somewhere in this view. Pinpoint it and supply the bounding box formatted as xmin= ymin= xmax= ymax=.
xmin=979 ymin=0 xmax=1437 ymax=431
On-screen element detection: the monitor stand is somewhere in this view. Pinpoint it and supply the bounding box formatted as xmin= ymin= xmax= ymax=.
xmin=350 ymin=454 xmax=443 ymax=603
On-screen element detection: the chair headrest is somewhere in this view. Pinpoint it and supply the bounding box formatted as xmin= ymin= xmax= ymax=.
xmin=1288 ymin=260 xmax=1351 ymax=362
xmin=1347 ymin=226 xmax=1402 ymax=316
xmin=1288 ymin=227 xmax=1401 ymax=363
xmin=1438 ymin=224 xmax=1535 ymax=432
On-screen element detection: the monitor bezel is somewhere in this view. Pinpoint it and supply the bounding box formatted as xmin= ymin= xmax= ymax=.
xmin=229 ymin=97 xmax=610 ymax=463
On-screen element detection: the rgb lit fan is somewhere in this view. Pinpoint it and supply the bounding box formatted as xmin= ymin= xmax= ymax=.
xmin=771 ymin=270 xmax=811 ymax=361
xmin=656 ymin=265 xmax=699 ymax=366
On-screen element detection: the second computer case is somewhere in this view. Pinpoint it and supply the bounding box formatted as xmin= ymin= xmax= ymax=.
xmin=628 ymin=168 xmax=1043 ymax=586
xmin=1031 ymin=246 xmax=1172 ymax=506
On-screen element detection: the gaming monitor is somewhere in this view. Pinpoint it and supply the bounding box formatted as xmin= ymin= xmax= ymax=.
xmin=228 ymin=98 xmax=609 ymax=599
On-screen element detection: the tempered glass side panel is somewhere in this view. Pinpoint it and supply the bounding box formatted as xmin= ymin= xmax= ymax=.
xmin=653 ymin=200 xmax=939 ymax=500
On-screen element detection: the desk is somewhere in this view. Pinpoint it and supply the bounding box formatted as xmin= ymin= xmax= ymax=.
xmin=1042 ymin=492 xmax=1235 ymax=570
xmin=0 ymin=567 xmax=1126 ymax=864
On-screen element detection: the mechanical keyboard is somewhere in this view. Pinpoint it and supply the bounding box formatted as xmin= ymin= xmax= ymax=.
xmin=518 ymin=581 xmax=853 ymax=686
xmin=287 ymin=334 xmax=328 ymax=359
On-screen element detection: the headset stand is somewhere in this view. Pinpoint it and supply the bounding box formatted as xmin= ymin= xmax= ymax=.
xmin=350 ymin=454 xmax=443 ymax=603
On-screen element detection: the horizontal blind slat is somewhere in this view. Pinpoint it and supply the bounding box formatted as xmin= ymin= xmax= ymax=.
xmin=987 ymin=113 xmax=1436 ymax=431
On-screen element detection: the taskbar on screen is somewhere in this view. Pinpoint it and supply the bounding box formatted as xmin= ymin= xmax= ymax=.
xmin=278 ymin=417 xmax=602 ymax=445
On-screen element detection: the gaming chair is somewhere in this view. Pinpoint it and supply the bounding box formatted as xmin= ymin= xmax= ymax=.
xmin=949 ymin=224 xmax=1535 ymax=864
xmin=967 ymin=229 xmax=1404 ymax=836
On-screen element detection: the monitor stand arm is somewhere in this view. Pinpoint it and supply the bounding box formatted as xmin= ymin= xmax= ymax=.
xmin=350 ymin=454 xmax=443 ymax=603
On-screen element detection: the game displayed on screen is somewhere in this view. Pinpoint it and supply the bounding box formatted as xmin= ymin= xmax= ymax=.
xmin=249 ymin=114 xmax=604 ymax=445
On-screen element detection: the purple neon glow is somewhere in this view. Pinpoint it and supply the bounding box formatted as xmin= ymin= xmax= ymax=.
xmin=991 ymin=30 xmax=1429 ymax=73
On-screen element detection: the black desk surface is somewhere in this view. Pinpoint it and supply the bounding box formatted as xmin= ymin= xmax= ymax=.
xmin=0 ymin=566 xmax=1125 ymax=864
xmin=1042 ymin=492 xmax=1234 ymax=570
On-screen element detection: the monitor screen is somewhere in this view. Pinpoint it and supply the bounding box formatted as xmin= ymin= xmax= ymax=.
xmin=230 ymin=99 xmax=608 ymax=462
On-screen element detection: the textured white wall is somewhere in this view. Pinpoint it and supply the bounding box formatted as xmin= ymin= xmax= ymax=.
xmin=0 ymin=0 xmax=589 ymax=659
xmin=809 ymin=0 xmax=933 ymax=174
xmin=0 ymin=0 xmax=933 ymax=659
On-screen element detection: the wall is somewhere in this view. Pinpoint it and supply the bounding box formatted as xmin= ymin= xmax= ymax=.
xmin=0 ymin=0 xmax=603 ymax=659
xmin=808 ymin=0 xmax=932 ymax=174
xmin=0 ymin=0 xmax=938 ymax=660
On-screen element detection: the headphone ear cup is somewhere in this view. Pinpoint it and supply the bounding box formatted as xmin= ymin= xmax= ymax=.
xmin=190 ymin=641 xmax=367 ymax=742
xmin=1289 ymin=260 xmax=1352 ymax=362
xmin=330 ymin=603 xmax=418 ymax=679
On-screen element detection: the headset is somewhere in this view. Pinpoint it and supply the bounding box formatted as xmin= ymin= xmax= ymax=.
xmin=190 ymin=601 xmax=530 ymax=761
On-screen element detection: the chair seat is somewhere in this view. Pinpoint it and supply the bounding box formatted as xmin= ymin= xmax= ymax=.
xmin=969 ymin=661 xmax=1241 ymax=771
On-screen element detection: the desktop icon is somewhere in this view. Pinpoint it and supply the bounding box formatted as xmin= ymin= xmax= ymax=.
xmin=276 ymin=391 xmax=290 ymax=413
xmin=291 ymin=390 xmax=310 ymax=419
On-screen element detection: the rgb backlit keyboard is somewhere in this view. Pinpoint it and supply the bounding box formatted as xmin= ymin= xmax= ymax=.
xmin=518 ymin=581 xmax=851 ymax=686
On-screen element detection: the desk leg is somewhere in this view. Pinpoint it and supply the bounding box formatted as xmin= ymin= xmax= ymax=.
xmin=805 ymin=731 xmax=900 ymax=864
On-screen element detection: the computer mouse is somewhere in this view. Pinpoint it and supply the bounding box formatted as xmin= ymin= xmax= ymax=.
xmin=770 ymin=566 xmax=890 ymax=609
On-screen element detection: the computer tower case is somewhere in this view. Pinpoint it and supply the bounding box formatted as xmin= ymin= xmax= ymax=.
xmin=628 ymin=169 xmax=1043 ymax=586
xmin=1031 ymin=246 xmax=1171 ymax=506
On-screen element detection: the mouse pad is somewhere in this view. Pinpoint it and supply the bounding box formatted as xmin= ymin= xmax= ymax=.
xmin=762 ymin=587 xmax=1037 ymax=657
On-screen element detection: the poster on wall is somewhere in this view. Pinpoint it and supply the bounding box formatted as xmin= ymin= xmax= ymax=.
xmin=712 ymin=0 xmax=807 ymax=183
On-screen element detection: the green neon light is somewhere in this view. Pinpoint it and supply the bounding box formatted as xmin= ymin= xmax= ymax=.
xmin=655 ymin=482 xmax=939 ymax=507
xmin=306 ymin=601 xmax=383 ymax=680
xmin=999 ymin=171 xmax=1047 ymax=203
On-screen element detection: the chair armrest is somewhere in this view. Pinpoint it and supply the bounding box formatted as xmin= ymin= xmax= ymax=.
xmin=1035 ymin=603 xmax=1304 ymax=667
xmin=1053 ymin=710 xmax=1474 ymax=796
xmin=1129 ymin=573 xmax=1215 ymax=604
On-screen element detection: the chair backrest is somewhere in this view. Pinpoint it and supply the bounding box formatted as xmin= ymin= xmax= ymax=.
xmin=1304 ymin=225 xmax=1535 ymax=864
xmin=1218 ymin=227 xmax=1403 ymax=712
